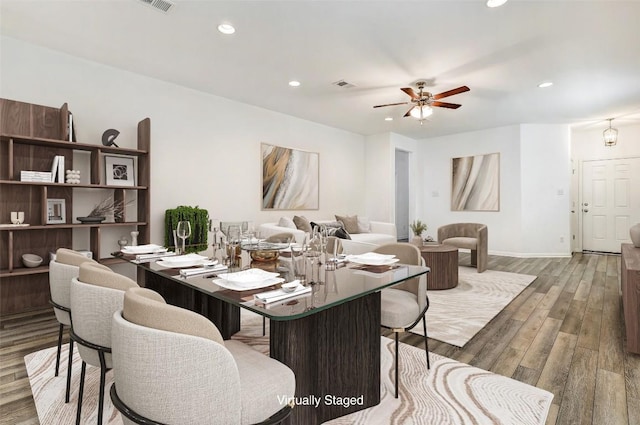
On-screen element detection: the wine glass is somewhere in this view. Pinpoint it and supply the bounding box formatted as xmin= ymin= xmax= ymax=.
xmin=227 ymin=225 xmax=242 ymax=269
xmin=176 ymin=221 xmax=191 ymax=255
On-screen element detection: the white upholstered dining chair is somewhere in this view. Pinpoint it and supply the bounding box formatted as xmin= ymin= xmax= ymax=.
xmin=48 ymin=248 xmax=108 ymax=403
xmin=374 ymin=243 xmax=430 ymax=398
xmin=110 ymin=287 xmax=295 ymax=424
xmin=70 ymin=262 xmax=138 ymax=425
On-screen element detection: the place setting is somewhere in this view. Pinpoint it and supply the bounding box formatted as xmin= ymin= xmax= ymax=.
xmin=345 ymin=252 xmax=400 ymax=273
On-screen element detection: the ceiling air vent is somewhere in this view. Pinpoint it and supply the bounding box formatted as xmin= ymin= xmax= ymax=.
xmin=333 ymin=80 xmax=356 ymax=88
xmin=137 ymin=0 xmax=174 ymax=13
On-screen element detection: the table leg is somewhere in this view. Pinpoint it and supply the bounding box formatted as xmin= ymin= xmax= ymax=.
xmin=270 ymin=292 xmax=381 ymax=424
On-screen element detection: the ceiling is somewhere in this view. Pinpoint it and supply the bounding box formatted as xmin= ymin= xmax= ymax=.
xmin=2 ymin=0 xmax=640 ymax=139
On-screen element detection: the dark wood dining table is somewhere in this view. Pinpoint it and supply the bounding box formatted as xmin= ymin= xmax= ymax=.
xmin=130 ymin=256 xmax=429 ymax=424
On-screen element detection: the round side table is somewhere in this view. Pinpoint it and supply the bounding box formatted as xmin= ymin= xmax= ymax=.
xmin=419 ymin=244 xmax=459 ymax=290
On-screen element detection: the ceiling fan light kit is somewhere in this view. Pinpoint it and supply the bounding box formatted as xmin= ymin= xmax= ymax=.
xmin=373 ymin=81 xmax=470 ymax=124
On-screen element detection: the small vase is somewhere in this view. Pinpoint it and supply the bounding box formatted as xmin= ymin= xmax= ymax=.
xmin=631 ymin=223 xmax=640 ymax=248
xmin=130 ymin=231 xmax=139 ymax=247
xmin=411 ymin=236 xmax=423 ymax=246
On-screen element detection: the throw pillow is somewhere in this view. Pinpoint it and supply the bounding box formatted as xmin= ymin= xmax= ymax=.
xmin=357 ymin=216 xmax=371 ymax=233
xmin=293 ymin=215 xmax=312 ymax=233
xmin=278 ymin=216 xmax=296 ymax=229
xmin=335 ymin=214 xmax=359 ymax=234
xmin=326 ymin=226 xmax=351 ymax=240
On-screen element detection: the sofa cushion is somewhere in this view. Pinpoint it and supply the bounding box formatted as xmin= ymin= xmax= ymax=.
xmin=277 ymin=216 xmax=296 ymax=229
xmin=293 ymin=215 xmax=312 ymax=233
xmin=443 ymin=237 xmax=477 ymax=250
xmin=351 ymin=233 xmax=395 ymax=245
xmin=357 ymin=216 xmax=371 ymax=233
xmin=335 ymin=214 xmax=360 ymax=234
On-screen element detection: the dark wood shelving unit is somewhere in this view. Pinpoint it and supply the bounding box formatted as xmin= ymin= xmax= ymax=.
xmin=0 ymin=98 xmax=151 ymax=315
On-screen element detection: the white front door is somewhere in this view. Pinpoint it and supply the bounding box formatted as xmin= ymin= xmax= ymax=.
xmin=582 ymin=157 xmax=640 ymax=253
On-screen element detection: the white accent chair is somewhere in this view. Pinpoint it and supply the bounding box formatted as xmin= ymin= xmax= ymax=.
xmin=375 ymin=243 xmax=430 ymax=398
xmin=110 ymin=287 xmax=295 ymax=424
xmin=70 ymin=263 xmax=138 ymax=425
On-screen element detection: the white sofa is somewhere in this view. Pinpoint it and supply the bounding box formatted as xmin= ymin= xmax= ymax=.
xmin=259 ymin=219 xmax=397 ymax=255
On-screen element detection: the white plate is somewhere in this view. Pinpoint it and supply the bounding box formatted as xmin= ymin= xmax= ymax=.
xmin=346 ymin=252 xmax=399 ymax=266
xmin=121 ymin=244 xmax=165 ymax=255
xmin=213 ymin=277 xmax=284 ymax=291
xmin=217 ymin=268 xmax=280 ymax=284
xmin=156 ymin=254 xmax=210 ymax=268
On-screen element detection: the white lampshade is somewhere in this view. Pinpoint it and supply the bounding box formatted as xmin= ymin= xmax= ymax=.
xmin=409 ymin=105 xmax=433 ymax=119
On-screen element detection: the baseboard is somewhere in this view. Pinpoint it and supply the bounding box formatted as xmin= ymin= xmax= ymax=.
xmin=488 ymin=250 xmax=572 ymax=258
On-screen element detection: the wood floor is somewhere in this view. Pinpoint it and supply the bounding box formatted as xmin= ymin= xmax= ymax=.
xmin=1 ymin=253 xmax=639 ymax=424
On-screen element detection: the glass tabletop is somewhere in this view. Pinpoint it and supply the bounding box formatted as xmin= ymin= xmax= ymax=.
xmin=139 ymin=260 xmax=429 ymax=321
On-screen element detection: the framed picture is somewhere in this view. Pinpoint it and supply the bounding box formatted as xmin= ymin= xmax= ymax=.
xmin=105 ymin=155 xmax=135 ymax=186
xmin=451 ymin=152 xmax=500 ymax=211
xmin=46 ymin=198 xmax=66 ymax=224
xmin=261 ymin=143 xmax=319 ymax=210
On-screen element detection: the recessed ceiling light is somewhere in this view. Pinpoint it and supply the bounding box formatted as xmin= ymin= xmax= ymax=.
xmin=218 ymin=23 xmax=235 ymax=35
xmin=288 ymin=81 xmax=301 ymax=87
xmin=385 ymin=117 xmax=393 ymax=121
xmin=538 ymin=81 xmax=553 ymax=88
xmin=486 ymin=0 xmax=508 ymax=7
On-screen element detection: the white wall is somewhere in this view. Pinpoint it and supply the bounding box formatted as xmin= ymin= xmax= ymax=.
xmin=570 ymin=122 xmax=640 ymax=250
xmin=520 ymin=124 xmax=572 ymax=256
xmin=1 ymin=37 xmax=367 ymax=254
xmin=418 ymin=124 xmax=571 ymax=257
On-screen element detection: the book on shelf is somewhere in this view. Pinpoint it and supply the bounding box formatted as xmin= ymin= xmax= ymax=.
xmin=50 ymin=156 xmax=59 ymax=182
xmin=68 ymin=112 xmax=73 ymax=142
xmin=20 ymin=170 xmax=53 ymax=182
xmin=57 ymin=155 xmax=65 ymax=183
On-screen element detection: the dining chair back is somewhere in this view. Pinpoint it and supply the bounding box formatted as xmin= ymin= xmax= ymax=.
xmin=110 ymin=287 xmax=295 ymax=425
xmin=70 ymin=263 xmax=138 ymax=425
xmin=374 ymin=243 xmax=430 ymax=398
xmin=49 ymin=248 xmax=108 ymax=403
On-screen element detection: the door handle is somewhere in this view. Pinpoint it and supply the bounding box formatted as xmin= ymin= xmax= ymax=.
xmin=583 ymin=209 xmax=589 ymax=213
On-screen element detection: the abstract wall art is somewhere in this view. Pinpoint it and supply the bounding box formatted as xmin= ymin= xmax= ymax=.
xmin=451 ymin=152 xmax=500 ymax=211
xmin=262 ymin=143 xmax=319 ymax=210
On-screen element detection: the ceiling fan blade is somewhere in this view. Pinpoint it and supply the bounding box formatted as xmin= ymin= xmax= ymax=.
xmin=373 ymin=102 xmax=409 ymax=108
xmin=403 ymin=107 xmax=415 ymax=117
xmin=433 ymin=86 xmax=470 ymax=100
xmin=401 ymin=87 xmax=419 ymax=100
xmin=431 ymin=101 xmax=462 ymax=109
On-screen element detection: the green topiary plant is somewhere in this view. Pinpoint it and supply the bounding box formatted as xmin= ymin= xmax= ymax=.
xmin=165 ymin=206 xmax=209 ymax=253
xmin=409 ymin=220 xmax=428 ymax=237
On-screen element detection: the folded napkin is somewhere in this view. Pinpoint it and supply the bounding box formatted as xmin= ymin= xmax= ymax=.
xmin=179 ymin=263 xmax=227 ymax=277
xmin=158 ymin=253 xmax=208 ymax=267
xmin=254 ymin=284 xmax=311 ymax=304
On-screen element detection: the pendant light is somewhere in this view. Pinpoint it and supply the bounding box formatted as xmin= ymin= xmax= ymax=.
xmin=603 ymin=118 xmax=618 ymax=147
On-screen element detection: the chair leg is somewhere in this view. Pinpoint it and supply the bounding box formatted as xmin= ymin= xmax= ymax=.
xmin=55 ymin=324 xmax=63 ymax=377
xmin=65 ymin=339 xmax=74 ymax=403
xmin=394 ymin=332 xmax=399 ymax=399
xmin=422 ymin=316 xmax=430 ymax=369
xmin=76 ymin=361 xmax=87 ymax=425
xmin=97 ymin=351 xmax=107 ymax=425
xmin=263 ymin=317 xmax=266 ymax=336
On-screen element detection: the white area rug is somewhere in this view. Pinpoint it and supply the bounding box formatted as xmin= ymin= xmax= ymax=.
xmin=26 ymin=310 xmax=551 ymax=425
xmin=413 ymin=266 xmax=537 ymax=347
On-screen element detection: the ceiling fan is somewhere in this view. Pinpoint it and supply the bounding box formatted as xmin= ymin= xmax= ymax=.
xmin=373 ymin=81 xmax=470 ymax=123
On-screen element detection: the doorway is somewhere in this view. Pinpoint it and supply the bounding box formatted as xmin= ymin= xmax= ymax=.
xmin=581 ymin=157 xmax=640 ymax=253
xmin=395 ymin=149 xmax=410 ymax=241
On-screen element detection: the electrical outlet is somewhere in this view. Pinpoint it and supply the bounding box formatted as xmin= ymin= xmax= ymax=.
xmin=560 ymin=236 xmax=564 ymax=243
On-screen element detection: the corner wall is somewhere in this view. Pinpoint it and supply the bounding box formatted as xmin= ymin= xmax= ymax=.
xmin=417 ymin=124 xmax=571 ymax=257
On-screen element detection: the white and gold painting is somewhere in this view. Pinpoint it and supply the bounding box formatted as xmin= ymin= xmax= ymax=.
xmin=451 ymin=152 xmax=500 ymax=211
xmin=262 ymin=143 xmax=319 ymax=210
